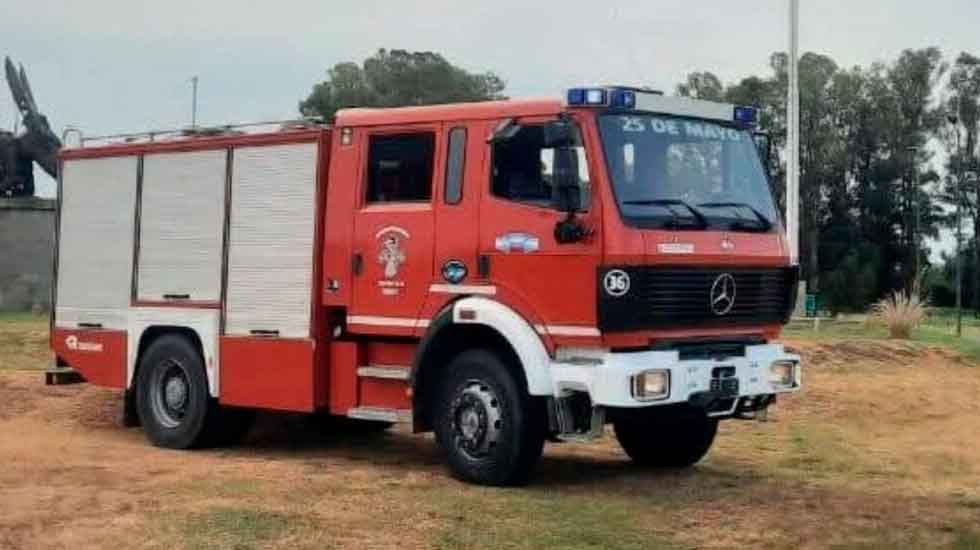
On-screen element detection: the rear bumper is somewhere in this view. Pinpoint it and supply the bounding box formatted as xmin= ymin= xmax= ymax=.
xmin=549 ymin=343 xmax=800 ymax=411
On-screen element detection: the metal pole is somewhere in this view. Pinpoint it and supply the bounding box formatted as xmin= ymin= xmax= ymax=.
xmin=191 ymin=76 xmax=198 ymax=128
xmin=955 ymin=127 xmax=964 ymax=337
xmin=906 ymin=146 xmax=919 ymax=288
xmin=786 ymin=0 xmax=800 ymax=265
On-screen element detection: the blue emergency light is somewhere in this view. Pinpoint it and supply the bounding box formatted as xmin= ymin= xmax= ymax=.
xmin=610 ymin=89 xmax=636 ymax=109
xmin=566 ymin=88 xmax=608 ymax=106
xmin=733 ymin=105 xmax=760 ymax=126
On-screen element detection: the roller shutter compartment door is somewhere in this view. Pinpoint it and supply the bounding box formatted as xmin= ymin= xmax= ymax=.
xmin=137 ymin=150 xmax=226 ymax=302
xmin=225 ymin=142 xmax=318 ymax=339
xmin=56 ymin=156 xmax=138 ymax=329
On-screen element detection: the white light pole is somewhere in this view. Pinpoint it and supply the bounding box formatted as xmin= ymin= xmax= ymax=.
xmin=191 ymin=76 xmax=199 ymax=128
xmin=786 ymin=0 xmax=800 ymax=265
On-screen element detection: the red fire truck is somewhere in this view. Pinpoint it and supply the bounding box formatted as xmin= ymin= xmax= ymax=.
xmin=50 ymin=86 xmax=801 ymax=485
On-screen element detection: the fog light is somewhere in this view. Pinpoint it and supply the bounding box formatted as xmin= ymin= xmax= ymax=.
xmin=632 ymin=370 xmax=670 ymax=401
xmin=769 ymin=360 xmax=797 ymax=389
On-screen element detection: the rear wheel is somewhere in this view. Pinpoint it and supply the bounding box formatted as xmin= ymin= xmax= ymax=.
xmin=613 ymin=405 xmax=718 ymax=468
xmin=135 ymin=334 xmax=221 ymax=449
xmin=434 ymin=350 xmax=545 ymax=486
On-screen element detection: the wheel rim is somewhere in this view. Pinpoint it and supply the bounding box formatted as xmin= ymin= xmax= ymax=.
xmin=150 ymin=358 xmax=191 ymax=429
xmin=450 ymin=380 xmax=502 ymax=460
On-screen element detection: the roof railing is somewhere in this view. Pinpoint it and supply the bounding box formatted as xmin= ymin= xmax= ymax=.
xmin=65 ymin=117 xmax=328 ymax=148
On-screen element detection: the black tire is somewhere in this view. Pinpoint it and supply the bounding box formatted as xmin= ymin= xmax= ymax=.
xmin=135 ymin=334 xmax=220 ymax=449
xmin=612 ymin=405 xmax=718 ymax=468
xmin=434 ymin=349 xmax=545 ymax=486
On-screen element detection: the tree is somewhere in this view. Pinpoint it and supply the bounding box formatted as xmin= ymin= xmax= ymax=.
xmin=674 ymin=47 xmax=950 ymax=312
xmin=299 ymin=49 xmax=506 ymax=121
xmin=676 ymin=71 xmax=725 ymax=101
xmin=944 ymin=52 xmax=980 ymax=313
xmin=887 ymin=48 xmax=947 ymax=291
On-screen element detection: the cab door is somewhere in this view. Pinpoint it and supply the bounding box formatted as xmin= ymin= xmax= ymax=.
xmin=349 ymin=125 xmax=442 ymax=332
xmin=477 ymin=118 xmax=602 ymax=333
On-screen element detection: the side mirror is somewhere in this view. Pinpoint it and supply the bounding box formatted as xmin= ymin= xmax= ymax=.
xmin=544 ymin=118 xmax=576 ymax=148
xmin=552 ymin=146 xmax=581 ymax=212
xmin=753 ymin=131 xmax=774 ymax=179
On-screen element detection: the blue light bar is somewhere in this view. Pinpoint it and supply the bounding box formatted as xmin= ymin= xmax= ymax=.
xmin=733 ymin=105 xmax=759 ymax=126
xmin=610 ymin=89 xmax=636 ymax=109
xmin=566 ymin=87 xmax=608 ymax=106
xmin=567 ymin=88 xmax=587 ymax=105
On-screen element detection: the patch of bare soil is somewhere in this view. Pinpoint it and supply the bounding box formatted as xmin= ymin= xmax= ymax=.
xmin=787 ymin=337 xmax=971 ymax=368
xmin=0 ymin=338 xmax=978 ymax=549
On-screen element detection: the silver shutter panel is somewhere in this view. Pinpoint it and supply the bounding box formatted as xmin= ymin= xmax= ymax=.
xmin=138 ymin=150 xmax=226 ymax=302
xmin=225 ymin=142 xmax=318 ymax=338
xmin=56 ymin=156 xmax=138 ymax=329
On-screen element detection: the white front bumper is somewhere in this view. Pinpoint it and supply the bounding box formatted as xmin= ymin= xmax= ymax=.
xmin=549 ymin=343 xmax=801 ymax=409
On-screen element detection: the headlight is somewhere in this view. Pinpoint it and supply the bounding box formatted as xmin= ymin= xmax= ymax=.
xmin=769 ymin=360 xmax=798 ymax=389
xmin=632 ymin=369 xmax=670 ymax=401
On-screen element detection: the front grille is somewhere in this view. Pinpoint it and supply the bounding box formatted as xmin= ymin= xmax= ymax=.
xmin=598 ymin=266 xmax=799 ymax=333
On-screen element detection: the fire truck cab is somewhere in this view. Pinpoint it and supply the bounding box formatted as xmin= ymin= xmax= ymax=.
xmin=52 ymin=87 xmax=801 ymax=485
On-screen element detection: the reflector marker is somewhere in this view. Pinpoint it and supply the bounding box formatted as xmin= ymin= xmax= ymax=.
xmin=534 ymin=325 xmax=601 ymax=337
xmin=347 ymin=315 xmax=430 ymax=328
xmin=429 ymin=284 xmax=497 ymax=295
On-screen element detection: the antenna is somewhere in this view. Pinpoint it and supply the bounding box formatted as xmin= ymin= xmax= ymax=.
xmin=191 ymin=76 xmax=199 ymax=128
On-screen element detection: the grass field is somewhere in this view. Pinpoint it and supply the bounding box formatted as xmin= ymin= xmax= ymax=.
xmin=1 ymin=315 xmax=979 ymax=549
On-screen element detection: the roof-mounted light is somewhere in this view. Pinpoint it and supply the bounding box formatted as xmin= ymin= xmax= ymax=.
xmin=566 ymin=88 xmax=608 ymax=106
xmin=610 ymin=89 xmax=636 ymax=109
xmin=733 ymin=105 xmax=760 ymax=127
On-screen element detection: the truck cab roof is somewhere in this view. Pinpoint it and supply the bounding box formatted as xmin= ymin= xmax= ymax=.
xmin=335 ymin=98 xmax=562 ymax=127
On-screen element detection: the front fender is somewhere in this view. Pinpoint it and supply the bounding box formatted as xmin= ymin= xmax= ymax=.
xmin=450 ymin=297 xmax=553 ymax=396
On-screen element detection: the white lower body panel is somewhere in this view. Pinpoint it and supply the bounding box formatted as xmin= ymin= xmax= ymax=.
xmin=127 ymin=308 xmax=222 ymax=396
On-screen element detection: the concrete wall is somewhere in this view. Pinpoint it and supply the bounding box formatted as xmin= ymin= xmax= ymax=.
xmin=0 ymin=197 xmax=55 ymax=312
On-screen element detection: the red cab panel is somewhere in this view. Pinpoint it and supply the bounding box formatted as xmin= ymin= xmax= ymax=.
xmin=327 ymin=341 xmax=359 ymax=415
xmin=219 ymin=337 xmax=320 ymax=412
xmin=51 ymin=328 xmax=127 ymax=388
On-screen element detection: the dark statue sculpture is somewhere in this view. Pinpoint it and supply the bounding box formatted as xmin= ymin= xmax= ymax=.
xmin=0 ymin=57 xmax=61 ymax=197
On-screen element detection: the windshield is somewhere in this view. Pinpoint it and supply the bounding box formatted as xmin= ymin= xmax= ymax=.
xmin=598 ymin=114 xmax=779 ymax=232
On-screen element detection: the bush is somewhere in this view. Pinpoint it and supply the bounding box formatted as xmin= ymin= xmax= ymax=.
xmin=822 ymin=246 xmax=880 ymax=313
xmin=870 ymin=280 xmax=927 ymax=339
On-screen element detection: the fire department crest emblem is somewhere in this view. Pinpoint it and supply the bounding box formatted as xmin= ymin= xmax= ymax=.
xmin=376 ymin=226 xmax=409 ymax=280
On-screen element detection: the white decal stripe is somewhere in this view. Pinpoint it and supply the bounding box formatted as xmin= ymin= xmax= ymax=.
xmin=429 ymin=284 xmax=497 ymax=295
xmin=347 ymin=315 xmax=430 ymax=328
xmin=534 ymin=324 xmax=602 ymax=337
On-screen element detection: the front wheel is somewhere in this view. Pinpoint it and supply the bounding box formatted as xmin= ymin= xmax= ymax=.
xmin=613 ymin=405 xmax=718 ymax=468
xmin=434 ymin=350 xmax=545 ymax=486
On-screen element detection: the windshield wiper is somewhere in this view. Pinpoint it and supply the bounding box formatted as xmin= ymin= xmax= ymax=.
xmin=621 ymin=199 xmax=709 ymax=229
xmin=697 ymin=201 xmax=773 ymax=231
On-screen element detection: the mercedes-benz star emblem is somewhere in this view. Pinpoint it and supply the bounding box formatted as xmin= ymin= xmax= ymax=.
xmin=710 ymin=273 xmax=737 ymax=315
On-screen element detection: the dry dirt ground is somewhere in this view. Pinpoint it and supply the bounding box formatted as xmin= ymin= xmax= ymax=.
xmin=1 ymin=317 xmax=979 ymax=549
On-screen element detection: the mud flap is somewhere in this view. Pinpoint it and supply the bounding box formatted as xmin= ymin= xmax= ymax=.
xmin=45 ymin=358 xmax=84 ymax=386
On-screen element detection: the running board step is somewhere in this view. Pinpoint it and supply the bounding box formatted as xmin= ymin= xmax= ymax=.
xmin=356 ymin=365 xmax=411 ymax=381
xmin=347 ymin=407 xmax=412 ymax=423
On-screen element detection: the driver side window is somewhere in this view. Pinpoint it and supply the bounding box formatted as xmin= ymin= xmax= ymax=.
xmin=491 ymin=125 xmax=590 ymax=210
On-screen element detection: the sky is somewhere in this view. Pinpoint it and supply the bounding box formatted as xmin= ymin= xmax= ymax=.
xmin=2 ymin=0 xmax=978 ymax=256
